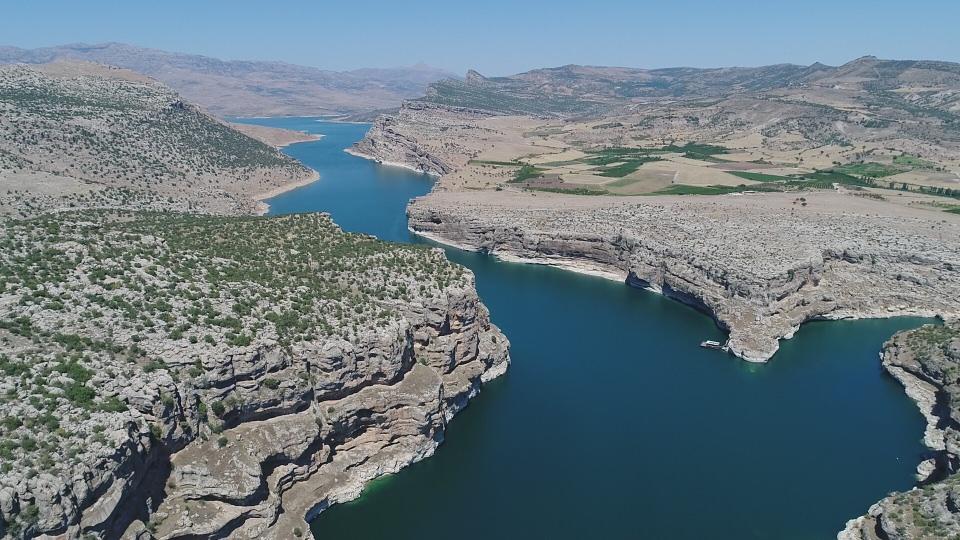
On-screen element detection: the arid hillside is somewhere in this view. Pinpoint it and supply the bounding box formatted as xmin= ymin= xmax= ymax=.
xmin=355 ymin=57 xmax=960 ymax=200
xmin=0 ymin=61 xmax=316 ymax=217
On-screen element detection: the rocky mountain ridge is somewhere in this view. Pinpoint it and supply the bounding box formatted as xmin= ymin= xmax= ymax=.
xmin=422 ymin=57 xmax=960 ymax=121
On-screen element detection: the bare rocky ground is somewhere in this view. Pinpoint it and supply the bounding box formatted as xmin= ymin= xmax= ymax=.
xmin=840 ymin=323 xmax=960 ymax=540
xmin=0 ymin=61 xmax=317 ymax=219
xmin=227 ymin=123 xmax=321 ymax=149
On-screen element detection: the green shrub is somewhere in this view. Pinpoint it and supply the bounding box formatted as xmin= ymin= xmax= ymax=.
xmin=211 ymin=401 xmax=226 ymax=417
xmin=100 ymin=396 xmax=127 ymax=413
xmin=64 ymin=383 xmax=96 ymax=406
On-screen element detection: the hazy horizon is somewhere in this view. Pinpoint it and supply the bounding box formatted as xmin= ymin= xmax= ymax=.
xmin=2 ymin=40 xmax=948 ymax=78
xmin=3 ymin=0 xmax=959 ymax=76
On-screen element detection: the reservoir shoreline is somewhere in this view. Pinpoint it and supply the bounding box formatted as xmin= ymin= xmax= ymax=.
xmin=345 ymin=147 xmax=442 ymax=176
xmin=409 ymin=227 xmax=628 ymax=282
xmin=252 ymin=169 xmax=320 ymax=215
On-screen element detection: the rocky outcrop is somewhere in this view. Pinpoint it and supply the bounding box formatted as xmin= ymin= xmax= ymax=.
xmin=0 ymin=212 xmax=509 ymax=539
xmin=407 ymin=190 xmax=960 ymax=362
xmin=349 ymin=101 xmax=497 ymax=177
xmin=839 ymin=324 xmax=960 ymax=540
xmin=145 ymin=278 xmax=508 ymax=540
xmin=348 ymin=117 xmax=450 ymax=176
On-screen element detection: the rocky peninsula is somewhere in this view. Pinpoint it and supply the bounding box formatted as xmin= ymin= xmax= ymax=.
xmin=0 ymin=212 xmax=508 ymax=538
xmin=348 ymin=101 xmax=487 ymax=177
xmin=0 ymin=61 xmax=317 ymax=219
xmin=228 ymin=122 xmax=322 ymax=150
xmin=407 ymin=189 xmax=960 ymax=362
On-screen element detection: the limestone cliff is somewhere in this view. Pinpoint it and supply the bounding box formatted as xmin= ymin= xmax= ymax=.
xmin=407 ymin=190 xmax=960 ymax=362
xmin=0 ymin=212 xmax=508 ymax=539
xmin=839 ymin=324 xmax=960 ymax=540
xmin=349 ymin=101 xmax=495 ymax=177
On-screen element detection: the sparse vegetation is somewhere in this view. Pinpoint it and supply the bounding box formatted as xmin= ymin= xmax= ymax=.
xmin=831 ymin=162 xmax=905 ymax=178
xmin=893 ymin=154 xmax=937 ymax=169
xmin=511 ymin=164 xmax=545 ymax=183
xmin=0 ymin=209 xmax=471 ymax=535
xmin=0 ymin=64 xmax=312 ymax=219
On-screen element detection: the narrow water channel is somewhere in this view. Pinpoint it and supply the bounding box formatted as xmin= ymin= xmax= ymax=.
xmin=237 ymin=117 xmax=928 ymax=540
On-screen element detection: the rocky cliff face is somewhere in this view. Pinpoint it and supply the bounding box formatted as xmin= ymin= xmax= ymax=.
xmin=350 ymin=101 xmax=496 ymax=177
xmin=0 ymin=212 xmax=508 ymax=539
xmin=407 ymin=190 xmax=960 ymax=362
xmin=147 ymin=279 xmax=508 ymax=540
xmin=839 ymin=324 xmax=960 ymax=540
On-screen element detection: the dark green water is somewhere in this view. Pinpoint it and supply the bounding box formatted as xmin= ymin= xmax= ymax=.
xmin=237 ymin=117 xmax=928 ymax=540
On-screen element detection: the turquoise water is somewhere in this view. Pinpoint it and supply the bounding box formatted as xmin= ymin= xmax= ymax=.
xmin=237 ymin=118 xmax=928 ymax=540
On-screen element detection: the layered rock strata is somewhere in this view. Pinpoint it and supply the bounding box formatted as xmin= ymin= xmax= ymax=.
xmin=0 ymin=212 xmax=508 ymax=538
xmin=839 ymin=323 xmax=960 ymax=540
xmin=407 ymin=190 xmax=960 ymax=362
xmin=350 ymin=101 xmax=496 ymax=176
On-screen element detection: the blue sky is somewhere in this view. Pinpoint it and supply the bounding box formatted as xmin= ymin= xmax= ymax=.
xmin=3 ymin=0 xmax=958 ymax=75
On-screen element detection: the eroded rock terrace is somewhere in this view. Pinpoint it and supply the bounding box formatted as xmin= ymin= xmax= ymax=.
xmin=0 ymin=211 xmax=509 ymax=538
xmin=409 ymin=190 xmax=960 ymax=361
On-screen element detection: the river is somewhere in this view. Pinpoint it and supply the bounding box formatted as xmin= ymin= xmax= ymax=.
xmin=236 ymin=117 xmax=928 ymax=540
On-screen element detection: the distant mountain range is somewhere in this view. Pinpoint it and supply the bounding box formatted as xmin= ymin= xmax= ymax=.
xmin=0 ymin=42 xmax=458 ymax=117
xmin=424 ymin=57 xmax=960 ymax=121
xmin=6 ymin=43 xmax=959 ymax=137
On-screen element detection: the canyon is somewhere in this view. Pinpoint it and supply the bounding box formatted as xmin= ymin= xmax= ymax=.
xmin=0 ymin=64 xmax=507 ymax=539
